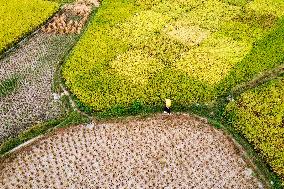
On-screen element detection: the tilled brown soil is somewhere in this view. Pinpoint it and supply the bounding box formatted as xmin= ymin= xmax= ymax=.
xmin=0 ymin=114 xmax=262 ymax=188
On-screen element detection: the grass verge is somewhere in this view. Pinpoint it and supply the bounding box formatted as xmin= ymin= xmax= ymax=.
xmin=0 ymin=111 xmax=90 ymax=156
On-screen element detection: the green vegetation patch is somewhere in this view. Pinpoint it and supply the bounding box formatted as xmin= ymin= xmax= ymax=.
xmin=217 ymin=18 xmax=284 ymax=96
xmin=225 ymin=76 xmax=284 ymax=182
xmin=0 ymin=76 xmax=20 ymax=98
xmin=0 ymin=0 xmax=59 ymax=53
xmin=63 ymin=0 xmax=284 ymax=112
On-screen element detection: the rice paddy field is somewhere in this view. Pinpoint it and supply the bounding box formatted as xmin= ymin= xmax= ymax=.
xmin=63 ymin=0 xmax=284 ymax=111
xmin=0 ymin=0 xmax=284 ymax=188
xmin=0 ymin=0 xmax=59 ymax=53
xmin=0 ymin=114 xmax=264 ymax=188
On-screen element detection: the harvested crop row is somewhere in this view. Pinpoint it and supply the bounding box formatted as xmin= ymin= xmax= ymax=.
xmin=0 ymin=0 xmax=59 ymax=53
xmin=0 ymin=114 xmax=262 ymax=188
xmin=0 ymin=0 xmax=101 ymax=144
xmin=226 ymin=76 xmax=284 ymax=183
xmin=42 ymin=0 xmax=100 ymax=35
xmin=62 ymin=0 xmax=284 ymax=112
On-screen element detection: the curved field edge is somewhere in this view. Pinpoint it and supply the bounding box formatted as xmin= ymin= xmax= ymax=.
xmin=0 ymin=0 xmax=60 ymax=55
xmin=53 ymin=6 xmax=100 ymax=93
xmin=225 ymin=76 xmax=284 ymax=186
xmin=0 ymin=113 xmax=278 ymax=188
xmin=0 ymin=111 xmax=90 ymax=156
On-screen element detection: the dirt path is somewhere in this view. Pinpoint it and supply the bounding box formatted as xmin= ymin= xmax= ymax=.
xmin=0 ymin=114 xmax=263 ymax=188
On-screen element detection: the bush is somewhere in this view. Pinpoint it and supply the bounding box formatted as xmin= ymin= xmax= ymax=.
xmin=225 ymin=77 xmax=284 ymax=182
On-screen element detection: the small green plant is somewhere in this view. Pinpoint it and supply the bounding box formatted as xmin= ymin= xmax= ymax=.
xmin=0 ymin=76 xmax=20 ymax=98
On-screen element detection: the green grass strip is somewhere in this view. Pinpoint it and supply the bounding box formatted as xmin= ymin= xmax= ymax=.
xmin=0 ymin=76 xmax=20 ymax=98
xmin=0 ymin=111 xmax=90 ymax=156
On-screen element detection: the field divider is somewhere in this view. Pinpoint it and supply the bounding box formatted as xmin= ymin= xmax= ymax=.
xmin=59 ymin=83 xmax=93 ymax=119
xmin=231 ymin=64 xmax=284 ymax=98
xmin=54 ymin=5 xmax=99 ymax=117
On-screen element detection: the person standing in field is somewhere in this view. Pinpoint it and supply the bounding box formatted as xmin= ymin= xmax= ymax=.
xmin=164 ymin=99 xmax=171 ymax=115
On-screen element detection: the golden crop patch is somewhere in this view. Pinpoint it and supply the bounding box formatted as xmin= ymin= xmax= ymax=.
xmin=247 ymin=0 xmax=284 ymax=17
xmin=63 ymin=0 xmax=284 ymax=113
xmin=174 ymin=34 xmax=250 ymax=85
xmin=0 ymin=0 xmax=59 ymax=53
xmin=110 ymin=50 xmax=164 ymax=86
xmin=226 ymin=77 xmax=284 ymax=181
xmin=165 ymin=25 xmax=210 ymax=46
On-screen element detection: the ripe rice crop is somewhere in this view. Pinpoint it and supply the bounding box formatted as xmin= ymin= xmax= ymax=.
xmin=0 ymin=0 xmax=59 ymax=53
xmin=63 ymin=0 xmax=284 ymax=112
xmin=226 ymin=76 xmax=284 ymax=182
